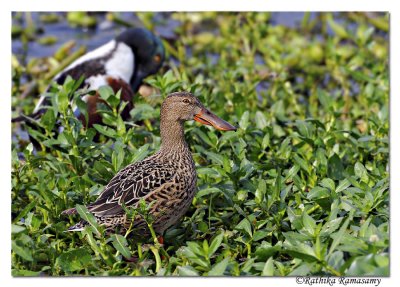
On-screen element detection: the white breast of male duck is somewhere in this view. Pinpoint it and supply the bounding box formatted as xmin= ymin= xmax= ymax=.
xmin=57 ymin=40 xmax=135 ymax=88
xmin=33 ymin=40 xmax=135 ymax=114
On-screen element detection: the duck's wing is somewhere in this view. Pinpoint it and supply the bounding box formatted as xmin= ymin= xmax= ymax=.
xmin=32 ymin=40 xmax=120 ymax=117
xmin=54 ymin=40 xmax=118 ymax=87
xmin=87 ymin=159 xmax=176 ymax=217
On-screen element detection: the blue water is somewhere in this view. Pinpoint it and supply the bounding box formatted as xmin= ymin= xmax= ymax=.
xmin=12 ymin=12 xmax=386 ymax=143
xmin=12 ymin=12 xmax=318 ymax=61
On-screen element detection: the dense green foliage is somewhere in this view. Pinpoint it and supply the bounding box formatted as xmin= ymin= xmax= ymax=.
xmin=12 ymin=12 xmax=389 ymax=276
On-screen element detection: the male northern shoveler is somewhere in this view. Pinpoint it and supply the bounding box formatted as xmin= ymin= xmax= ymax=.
xmin=62 ymin=92 xmax=236 ymax=236
xmin=14 ymin=27 xmax=165 ymax=127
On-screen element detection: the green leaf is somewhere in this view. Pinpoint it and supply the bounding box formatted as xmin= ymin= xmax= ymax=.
xmin=295 ymin=120 xmax=312 ymax=138
xmin=203 ymin=151 xmax=224 ymax=165
xmin=202 ymin=240 xmax=209 ymax=255
xmin=56 ymin=89 xmax=69 ymax=114
xmin=288 ymin=263 xmax=311 ymax=276
xmin=375 ymin=253 xmax=389 ymax=268
xmin=320 ymin=178 xmax=335 ymax=191
xmin=284 ymin=165 xmax=300 ymax=182
xmin=193 ymin=129 xmax=215 ymax=148
xmin=196 ymin=187 xmax=221 ymax=198
xmin=71 ymin=75 xmax=85 ymax=92
xmin=328 ymin=154 xmax=344 ymax=180
xmin=261 ymin=133 xmax=270 ymax=149
xmin=354 ymin=162 xmax=368 ymax=181
xmin=75 ymin=95 xmax=88 ymax=125
xmin=208 ymin=257 xmax=230 ymax=276
xmin=197 ymin=167 xmax=221 ymax=177
xmin=317 ymin=89 xmax=333 ymax=111
xmin=11 ymin=224 xmax=26 ymax=234
xmin=177 ymin=265 xmax=199 ymax=276
xmin=93 ymin=160 xmax=113 ymax=180
xmin=255 ymin=241 xmax=282 ymax=261
xmin=307 ymin=186 xmax=330 ymax=200
xmin=240 ymin=258 xmax=256 ymax=273
xmin=271 ymin=100 xmax=286 ymax=121
xmin=93 ymin=124 xmax=116 ymax=138
xmin=26 ymin=143 xmax=34 ymax=154
xmin=182 ymin=245 xmax=209 ymax=269
xmin=185 ymin=242 xmax=204 ymax=258
xmin=335 ymin=178 xmax=351 ymax=193
xmin=40 ymin=109 xmax=56 ymax=131
xmin=12 ymin=241 xmax=33 ymax=262
xmin=219 ymin=130 xmax=239 ymax=148
xmin=283 ymin=231 xmax=312 ymax=242
xmin=358 ymin=135 xmax=374 ymax=142
xmin=12 ymin=269 xmax=41 ymax=276
xmin=255 ymin=111 xmax=268 ymax=130
xmin=262 ymin=257 xmax=274 ymax=276
xmin=239 ymin=111 xmax=249 ymax=130
xmin=130 ymin=103 xmax=158 ymax=121
xmin=75 ymin=204 xmax=101 ymax=236
xmin=321 ymin=217 xmax=344 ymax=236
xmin=253 ymin=230 xmax=269 ymax=241
xmin=237 ymin=190 xmax=248 ymax=201
xmin=316 ymin=148 xmax=328 ymax=167
xmin=255 ymin=179 xmax=266 ymax=204
xmin=328 ymin=210 xmax=354 ymax=256
xmin=293 ymin=154 xmax=310 ymax=174
xmin=98 ymin=85 xmax=115 ymax=101
xmin=327 ymin=14 xmax=349 ymax=38
xmin=327 ymin=251 xmax=345 ymax=271
xmin=302 ymin=212 xmax=316 ymax=236
xmin=13 ymin=200 xmax=37 ymax=223
xmin=131 ymin=144 xmax=151 ymax=163
xmin=111 ymin=144 xmax=125 ymax=171
xmin=116 ymin=116 xmax=126 ymax=136
xmin=346 ymin=254 xmax=389 ymax=276
xmin=284 ymin=241 xmax=319 ymax=262
xmin=208 ymin=232 xmax=224 ymax=257
xmin=235 ymin=218 xmax=253 ymax=236
xmin=82 ymin=228 xmax=102 ymax=255
xmin=111 ymin=234 xmax=131 ymax=259
xmin=55 ymin=248 xmax=92 ymax=272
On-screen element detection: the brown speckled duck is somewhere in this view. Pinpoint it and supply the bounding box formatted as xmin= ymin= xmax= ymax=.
xmin=62 ymin=92 xmax=236 ymax=237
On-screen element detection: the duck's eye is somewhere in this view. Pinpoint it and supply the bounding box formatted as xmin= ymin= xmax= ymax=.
xmin=183 ymin=99 xmax=190 ymax=104
xmin=153 ymin=54 xmax=161 ymax=63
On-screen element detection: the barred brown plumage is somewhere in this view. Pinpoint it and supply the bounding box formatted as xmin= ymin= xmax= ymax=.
xmin=61 ymin=92 xmax=236 ymax=237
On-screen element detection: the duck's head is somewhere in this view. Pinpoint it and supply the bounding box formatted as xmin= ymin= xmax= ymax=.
xmin=161 ymin=92 xmax=237 ymax=131
xmin=116 ymin=27 xmax=165 ymax=90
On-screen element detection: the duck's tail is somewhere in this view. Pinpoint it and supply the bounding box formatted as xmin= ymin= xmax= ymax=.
xmin=61 ymin=207 xmax=77 ymax=215
xmin=12 ymin=114 xmax=34 ymax=123
xmin=61 ymin=207 xmax=87 ymax=232
xmin=12 ymin=110 xmax=44 ymax=123
xmin=12 ymin=115 xmax=26 ymax=123
xmin=65 ymin=221 xmax=87 ymax=232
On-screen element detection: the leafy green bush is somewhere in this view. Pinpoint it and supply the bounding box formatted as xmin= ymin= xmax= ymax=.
xmin=11 ymin=12 xmax=388 ymax=276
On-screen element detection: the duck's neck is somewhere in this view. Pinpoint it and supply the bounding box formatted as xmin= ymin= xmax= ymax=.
xmin=159 ymin=118 xmax=189 ymax=154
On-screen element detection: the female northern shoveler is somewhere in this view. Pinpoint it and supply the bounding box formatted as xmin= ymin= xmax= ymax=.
xmin=62 ymin=92 xmax=236 ymax=236
xmin=13 ymin=27 xmax=165 ymax=127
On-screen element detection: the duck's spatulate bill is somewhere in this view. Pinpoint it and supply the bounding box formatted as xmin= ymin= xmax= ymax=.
xmin=194 ymin=108 xmax=237 ymax=131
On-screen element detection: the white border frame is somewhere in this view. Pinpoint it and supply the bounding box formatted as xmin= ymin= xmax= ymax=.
xmin=3 ymin=1 xmax=398 ymax=287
